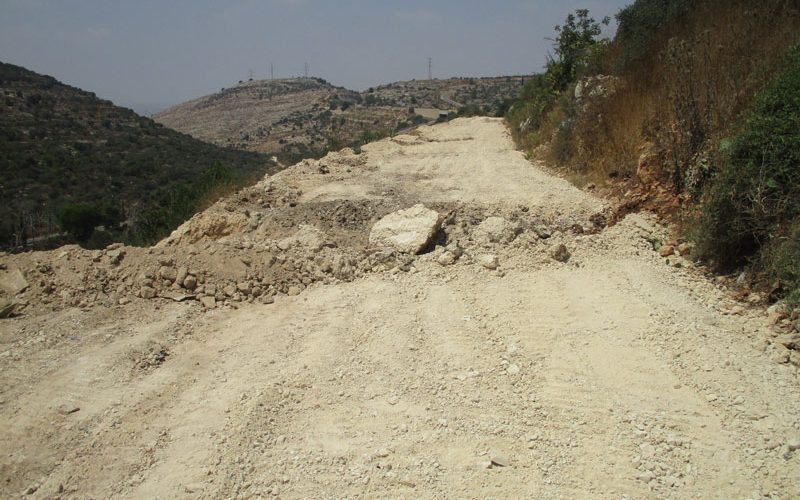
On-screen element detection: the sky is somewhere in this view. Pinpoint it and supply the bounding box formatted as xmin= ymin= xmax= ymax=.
xmin=0 ymin=0 xmax=630 ymax=114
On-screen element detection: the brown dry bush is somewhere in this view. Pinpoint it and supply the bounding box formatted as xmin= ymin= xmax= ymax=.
xmin=565 ymin=0 xmax=800 ymax=191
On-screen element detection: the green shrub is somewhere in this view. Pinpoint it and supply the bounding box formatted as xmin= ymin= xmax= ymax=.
xmin=457 ymin=104 xmax=484 ymax=117
xmin=615 ymin=0 xmax=693 ymax=68
xmin=762 ymin=220 xmax=800 ymax=306
xmin=546 ymin=9 xmax=610 ymax=92
xmin=506 ymin=9 xmax=609 ymax=154
xmin=506 ymin=75 xmax=556 ymax=134
xmin=697 ymin=44 xmax=800 ymax=285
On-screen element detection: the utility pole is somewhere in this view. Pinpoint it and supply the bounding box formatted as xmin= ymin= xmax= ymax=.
xmin=428 ymin=57 xmax=432 ymax=80
xmin=248 ymin=69 xmax=254 ymax=81
xmin=304 ymin=62 xmax=308 ymax=78
xmin=270 ymin=63 xmax=274 ymax=80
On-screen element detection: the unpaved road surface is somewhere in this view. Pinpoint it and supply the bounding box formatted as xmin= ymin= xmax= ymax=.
xmin=1 ymin=118 xmax=798 ymax=499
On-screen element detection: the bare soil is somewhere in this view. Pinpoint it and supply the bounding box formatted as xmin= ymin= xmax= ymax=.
xmin=1 ymin=118 xmax=797 ymax=499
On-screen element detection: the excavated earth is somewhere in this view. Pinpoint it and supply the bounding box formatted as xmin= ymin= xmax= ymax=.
xmin=1 ymin=118 xmax=798 ymax=499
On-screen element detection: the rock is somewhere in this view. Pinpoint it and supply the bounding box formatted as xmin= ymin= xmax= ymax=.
xmin=747 ymin=293 xmax=763 ymax=305
xmin=287 ymin=286 xmax=302 ymax=296
xmin=0 ymin=300 xmax=15 ymax=319
xmin=183 ymin=275 xmax=198 ymax=290
xmin=475 ymin=216 xmax=519 ymax=245
xmin=278 ymin=225 xmax=328 ymax=251
xmin=659 ymin=245 xmax=675 ymax=257
xmin=158 ymin=257 xmax=175 ymax=266
xmin=775 ymin=334 xmax=799 ymax=350
xmin=635 ymin=142 xmax=660 ymax=187
xmin=200 ymin=296 xmax=216 ymax=309
xmin=106 ymin=249 xmax=125 ymax=264
xmin=787 ymin=438 xmax=800 ymax=451
xmin=639 ymin=443 xmax=656 ymax=459
xmin=223 ymin=285 xmax=236 ymax=297
xmin=506 ymin=364 xmax=520 ymax=375
xmin=437 ymin=251 xmax=457 ymax=266
xmin=677 ymin=242 xmax=693 ymax=256
xmin=369 ymin=204 xmax=441 ymax=254
xmin=767 ymin=304 xmax=788 ymax=326
xmin=176 ymin=267 xmax=188 ymax=285
xmin=478 ymin=254 xmax=499 ymax=270
xmin=371 ymin=249 xmax=396 ymax=264
xmin=140 ymin=287 xmax=157 ymax=299
xmin=159 ymin=291 xmax=195 ymax=302
xmin=0 ymin=267 xmax=28 ymax=295
xmin=236 ymin=282 xmax=251 ymax=295
xmin=158 ymin=266 xmax=178 ymax=282
xmin=533 ymin=226 xmax=551 ymax=239
xmin=260 ymin=295 xmax=275 ymax=305
xmin=489 ymin=453 xmax=510 ymax=467
xmin=551 ymin=244 xmax=571 ymax=263
xmin=57 ymin=402 xmax=80 ymax=415
xmin=638 ymin=471 xmax=655 ymax=483
xmin=446 ymin=243 xmax=464 ymax=259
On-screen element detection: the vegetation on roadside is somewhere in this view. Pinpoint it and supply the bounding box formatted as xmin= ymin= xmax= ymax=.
xmin=506 ymin=0 xmax=800 ymax=302
xmin=506 ymin=9 xmax=611 ymax=155
xmin=0 ymin=62 xmax=277 ymax=250
xmin=696 ymin=46 xmax=800 ymax=302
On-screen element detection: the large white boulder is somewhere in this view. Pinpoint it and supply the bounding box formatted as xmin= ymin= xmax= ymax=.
xmin=369 ymin=204 xmax=441 ymax=254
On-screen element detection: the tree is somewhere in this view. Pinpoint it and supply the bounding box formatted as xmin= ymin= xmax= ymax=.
xmin=57 ymin=203 xmax=103 ymax=242
xmin=547 ymin=9 xmax=610 ymax=91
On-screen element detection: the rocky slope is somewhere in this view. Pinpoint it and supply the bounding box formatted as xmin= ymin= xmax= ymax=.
xmin=154 ymin=78 xmax=413 ymax=160
xmin=0 ymin=118 xmax=798 ymax=498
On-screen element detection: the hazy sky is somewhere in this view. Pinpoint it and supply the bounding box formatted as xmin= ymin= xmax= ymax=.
xmin=0 ymin=0 xmax=630 ymax=113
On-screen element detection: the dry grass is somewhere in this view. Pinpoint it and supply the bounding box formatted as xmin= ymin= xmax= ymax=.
xmin=564 ymin=0 xmax=800 ymax=191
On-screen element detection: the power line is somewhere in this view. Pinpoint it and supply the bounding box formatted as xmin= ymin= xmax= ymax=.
xmin=428 ymin=57 xmax=432 ymax=80
xmin=304 ymin=62 xmax=308 ymax=78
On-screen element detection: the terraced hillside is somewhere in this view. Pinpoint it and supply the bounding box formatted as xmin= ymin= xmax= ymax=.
xmin=154 ymin=78 xmax=414 ymax=160
xmin=363 ymin=76 xmax=529 ymax=115
xmin=154 ymin=76 xmax=530 ymax=159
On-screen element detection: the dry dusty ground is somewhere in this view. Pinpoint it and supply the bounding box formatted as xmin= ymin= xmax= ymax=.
xmin=1 ymin=118 xmax=798 ymax=499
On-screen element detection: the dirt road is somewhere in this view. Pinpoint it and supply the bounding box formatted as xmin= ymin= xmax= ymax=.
xmin=1 ymin=118 xmax=798 ymax=498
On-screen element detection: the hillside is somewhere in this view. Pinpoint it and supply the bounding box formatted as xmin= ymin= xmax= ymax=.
xmin=154 ymin=78 xmax=359 ymax=155
xmin=506 ymin=0 xmax=800 ymax=304
xmin=153 ymin=76 xmax=529 ymax=159
xmin=1 ymin=118 xmax=797 ymax=497
xmin=364 ymin=76 xmax=527 ymax=115
xmin=154 ymin=78 xmax=412 ymax=160
xmin=0 ymin=62 xmax=278 ymax=249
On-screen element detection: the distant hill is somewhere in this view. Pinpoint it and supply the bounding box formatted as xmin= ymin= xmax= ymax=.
xmin=154 ymin=78 xmax=407 ymax=160
xmin=154 ymin=76 xmax=530 ymax=158
xmin=363 ymin=76 xmax=528 ymax=115
xmin=0 ymin=62 xmax=278 ymax=248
